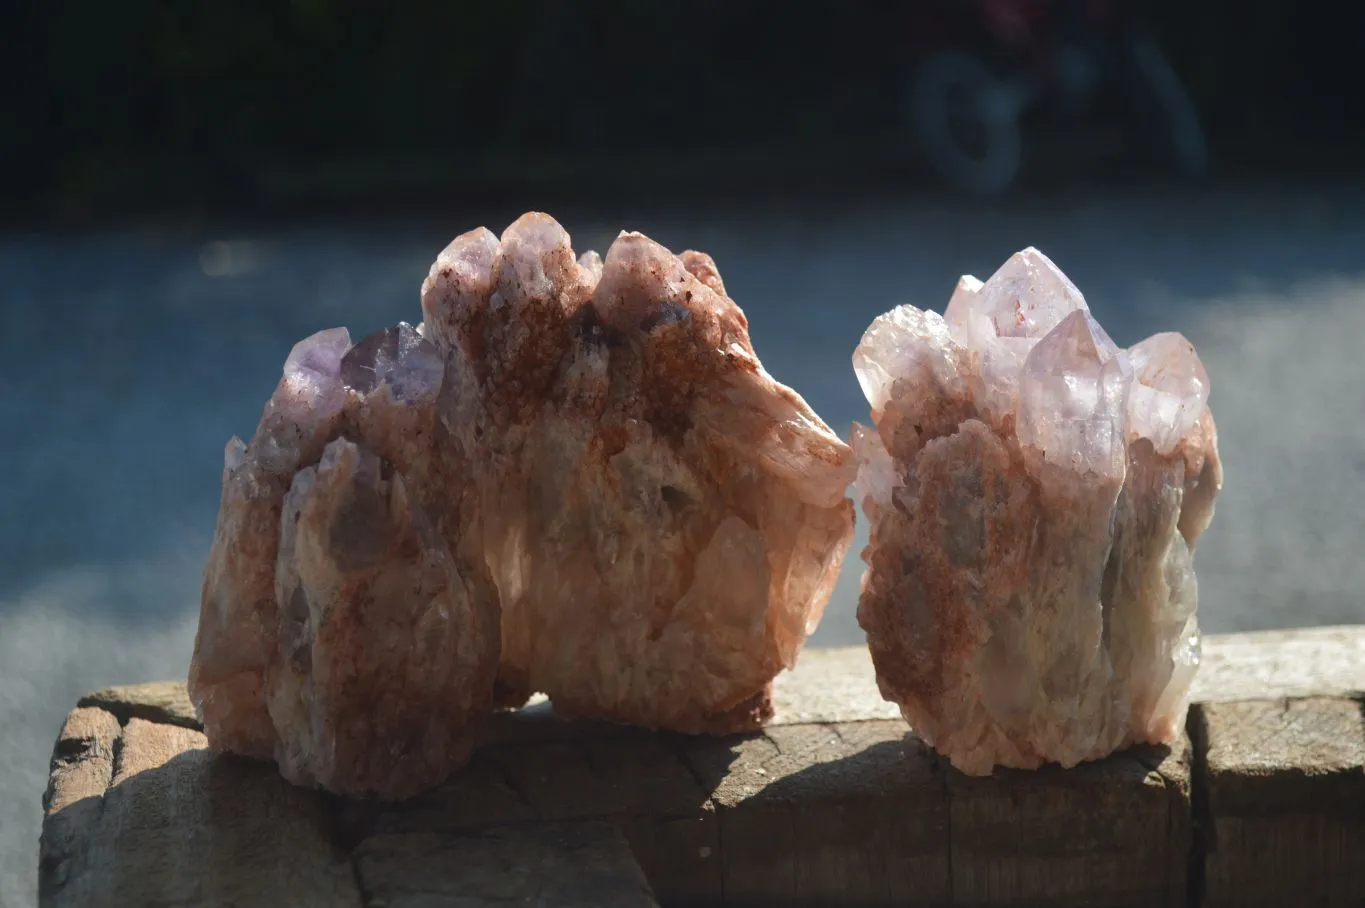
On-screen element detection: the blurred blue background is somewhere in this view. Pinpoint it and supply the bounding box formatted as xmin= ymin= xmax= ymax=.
xmin=4 ymin=2 xmax=1364 ymax=903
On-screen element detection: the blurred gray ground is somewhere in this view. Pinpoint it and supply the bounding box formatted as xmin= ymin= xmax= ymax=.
xmin=3 ymin=181 xmax=1364 ymax=904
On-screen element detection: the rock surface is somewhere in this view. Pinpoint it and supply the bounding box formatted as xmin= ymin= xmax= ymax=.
xmin=190 ymin=321 xmax=501 ymax=799
xmin=420 ymin=213 xmax=856 ymax=734
xmin=853 ymin=248 xmax=1223 ymax=775
xmin=188 ymin=212 xmax=854 ymax=798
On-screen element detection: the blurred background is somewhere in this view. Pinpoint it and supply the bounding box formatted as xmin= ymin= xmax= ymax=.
xmin=3 ymin=1 xmax=1364 ymax=903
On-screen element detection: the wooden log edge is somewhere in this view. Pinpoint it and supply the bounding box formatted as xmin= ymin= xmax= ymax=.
xmin=39 ymin=625 xmax=1365 ymax=907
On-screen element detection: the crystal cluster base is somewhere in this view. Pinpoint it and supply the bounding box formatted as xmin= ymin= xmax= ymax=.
xmin=188 ymin=213 xmax=855 ymax=798
xmin=420 ymin=214 xmax=856 ymax=734
xmin=852 ymin=248 xmax=1222 ymax=776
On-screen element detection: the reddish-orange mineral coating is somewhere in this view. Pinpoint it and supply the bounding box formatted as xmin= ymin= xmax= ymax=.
xmin=190 ymin=212 xmax=855 ymax=799
xmin=270 ymin=436 xmax=498 ymax=799
xmin=190 ymin=323 xmax=500 ymax=799
xmin=422 ymin=213 xmax=856 ymax=734
xmin=852 ymin=249 xmax=1223 ymax=776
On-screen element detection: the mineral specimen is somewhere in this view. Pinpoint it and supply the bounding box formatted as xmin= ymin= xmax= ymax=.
xmin=190 ymin=324 xmax=500 ymax=799
xmin=421 ymin=213 xmax=857 ymax=734
xmin=852 ymin=248 xmax=1222 ymax=776
xmin=190 ymin=212 xmax=855 ymax=796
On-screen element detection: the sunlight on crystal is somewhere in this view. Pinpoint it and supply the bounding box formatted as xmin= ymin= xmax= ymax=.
xmin=852 ymin=247 xmax=1222 ymax=776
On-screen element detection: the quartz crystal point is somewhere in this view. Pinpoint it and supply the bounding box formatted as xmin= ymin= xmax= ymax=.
xmin=191 ymin=212 xmax=853 ymax=798
xmin=190 ymin=324 xmax=500 ymax=799
xmin=852 ymin=248 xmax=1222 ymax=776
xmin=421 ymin=213 xmax=856 ymax=734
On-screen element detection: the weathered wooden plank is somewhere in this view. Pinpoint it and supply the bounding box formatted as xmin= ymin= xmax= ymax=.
xmin=686 ymin=720 xmax=952 ymax=908
xmin=77 ymin=679 xmax=201 ymax=731
xmin=41 ymin=717 xmax=362 ymax=908
xmin=353 ymin=824 xmax=660 ymax=907
xmin=351 ymin=727 xmax=722 ymax=906
xmin=946 ymin=740 xmax=1191 ymax=908
xmin=39 ymin=707 xmax=122 ymax=902
xmin=1196 ymin=697 xmax=1365 ymax=908
xmin=42 ymin=707 xmax=121 ymax=813
xmin=489 ymin=732 xmax=721 ymax=905
xmin=1194 ymin=625 xmax=1365 ymax=704
xmin=346 ymin=748 xmax=540 ymax=837
xmin=1157 ymin=732 xmax=1195 ymax=908
xmin=40 ymin=625 xmax=1365 ymax=907
xmin=769 ymin=646 xmax=902 ymax=726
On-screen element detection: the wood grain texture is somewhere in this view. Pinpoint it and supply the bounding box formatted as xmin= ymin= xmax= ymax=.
xmin=38 ymin=625 xmax=1365 ymax=907
xmin=41 ymin=717 xmax=362 ymax=908
xmin=1193 ymin=626 xmax=1365 ymax=704
xmin=768 ymin=646 xmax=902 ymax=727
xmin=353 ymin=824 xmax=659 ymax=907
xmin=685 ymin=720 xmax=951 ymax=908
xmin=77 ymin=680 xmax=201 ymax=731
xmin=345 ymin=727 xmax=721 ymax=906
xmin=39 ymin=707 xmax=121 ymax=903
xmin=1197 ymin=697 xmax=1365 ymax=908
xmin=947 ymin=740 xmax=1190 ymax=908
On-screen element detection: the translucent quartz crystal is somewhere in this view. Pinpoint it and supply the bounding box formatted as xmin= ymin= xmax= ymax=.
xmin=191 ymin=324 xmax=499 ymax=799
xmin=852 ymin=248 xmax=1222 ymax=775
xmin=192 ymin=327 xmax=356 ymax=760
xmin=190 ymin=212 xmax=854 ymax=797
xmin=421 ymin=213 xmax=856 ymax=734
xmin=270 ymin=437 xmax=498 ymax=798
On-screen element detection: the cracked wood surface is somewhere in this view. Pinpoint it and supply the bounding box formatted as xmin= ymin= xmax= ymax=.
xmin=1194 ymin=697 xmax=1365 ymax=908
xmin=39 ymin=626 xmax=1365 ymax=907
xmin=40 ymin=716 xmax=361 ymax=908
